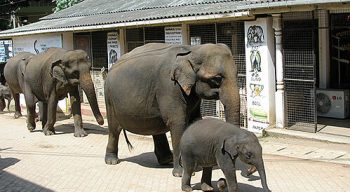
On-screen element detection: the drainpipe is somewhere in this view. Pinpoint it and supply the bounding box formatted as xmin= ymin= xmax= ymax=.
xmin=273 ymin=14 xmax=285 ymax=128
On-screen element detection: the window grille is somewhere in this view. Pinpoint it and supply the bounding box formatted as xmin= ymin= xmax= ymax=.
xmin=283 ymin=12 xmax=317 ymax=132
xmin=126 ymin=26 xmax=165 ymax=52
xmin=190 ymin=22 xmax=247 ymax=127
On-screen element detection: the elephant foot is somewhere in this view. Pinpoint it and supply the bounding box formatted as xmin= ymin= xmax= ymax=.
xmin=43 ymin=129 xmax=55 ymax=136
xmin=172 ymin=166 xmax=183 ymax=177
xmin=157 ymin=153 xmax=173 ymax=165
xmin=181 ymin=185 xmax=192 ymax=192
xmin=201 ymin=183 xmax=213 ymax=191
xmin=74 ymin=129 xmax=88 ymax=137
xmin=27 ymin=125 xmax=36 ymax=132
xmin=217 ymin=178 xmax=227 ymax=192
xmin=105 ymin=152 xmax=120 ymax=165
xmin=14 ymin=112 xmax=22 ymax=119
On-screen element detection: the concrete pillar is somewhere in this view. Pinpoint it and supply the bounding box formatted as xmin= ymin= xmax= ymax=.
xmin=273 ymin=14 xmax=285 ymax=128
xmin=119 ymin=28 xmax=126 ymax=55
xmin=181 ymin=23 xmax=189 ymax=45
xmin=318 ymin=10 xmax=330 ymax=88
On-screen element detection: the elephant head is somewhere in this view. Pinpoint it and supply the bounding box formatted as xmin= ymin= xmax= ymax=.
xmin=221 ymin=133 xmax=271 ymax=192
xmin=171 ymin=44 xmax=240 ymax=125
xmin=51 ymin=50 xmax=104 ymax=125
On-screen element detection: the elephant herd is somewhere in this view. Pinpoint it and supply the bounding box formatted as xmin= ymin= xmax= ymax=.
xmin=2 ymin=43 xmax=270 ymax=192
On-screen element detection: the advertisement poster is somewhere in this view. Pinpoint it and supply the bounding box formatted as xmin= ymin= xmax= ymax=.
xmin=13 ymin=34 xmax=62 ymax=55
xmin=165 ymin=27 xmax=183 ymax=45
xmin=107 ymin=32 xmax=120 ymax=70
xmin=0 ymin=40 xmax=13 ymax=63
xmin=245 ymin=18 xmax=275 ymax=133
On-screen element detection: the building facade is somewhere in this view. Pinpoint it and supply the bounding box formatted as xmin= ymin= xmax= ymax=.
xmin=1 ymin=0 xmax=350 ymax=134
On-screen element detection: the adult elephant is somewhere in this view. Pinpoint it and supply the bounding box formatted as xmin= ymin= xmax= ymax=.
xmin=4 ymin=52 xmax=35 ymax=118
xmin=23 ymin=48 xmax=104 ymax=136
xmin=104 ymin=43 xmax=240 ymax=177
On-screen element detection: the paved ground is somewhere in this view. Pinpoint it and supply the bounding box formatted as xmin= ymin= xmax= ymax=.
xmin=0 ymin=111 xmax=350 ymax=192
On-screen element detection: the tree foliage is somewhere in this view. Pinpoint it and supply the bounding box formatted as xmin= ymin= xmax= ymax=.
xmin=54 ymin=0 xmax=83 ymax=12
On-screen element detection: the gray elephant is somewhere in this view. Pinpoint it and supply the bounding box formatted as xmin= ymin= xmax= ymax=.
xmin=23 ymin=48 xmax=104 ymax=136
xmin=0 ymin=84 xmax=12 ymax=111
xmin=180 ymin=118 xmax=270 ymax=192
xmin=104 ymin=43 xmax=240 ymax=177
xmin=4 ymin=52 xmax=35 ymax=118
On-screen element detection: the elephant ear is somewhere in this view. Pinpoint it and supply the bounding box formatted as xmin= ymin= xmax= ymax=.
xmin=51 ymin=60 xmax=68 ymax=84
xmin=171 ymin=52 xmax=196 ymax=95
xmin=221 ymin=139 xmax=239 ymax=160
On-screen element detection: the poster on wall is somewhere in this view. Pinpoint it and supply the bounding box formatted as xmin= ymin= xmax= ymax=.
xmin=107 ymin=32 xmax=120 ymax=70
xmin=245 ymin=18 xmax=275 ymax=133
xmin=0 ymin=40 xmax=13 ymax=63
xmin=13 ymin=34 xmax=62 ymax=55
xmin=165 ymin=27 xmax=183 ymax=45
xmin=190 ymin=36 xmax=201 ymax=45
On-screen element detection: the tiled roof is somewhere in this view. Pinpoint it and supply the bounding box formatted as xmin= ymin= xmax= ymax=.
xmin=0 ymin=0 xmax=348 ymax=37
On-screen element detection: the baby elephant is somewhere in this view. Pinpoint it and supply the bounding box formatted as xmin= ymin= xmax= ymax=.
xmin=0 ymin=84 xmax=12 ymax=111
xmin=180 ymin=118 xmax=270 ymax=192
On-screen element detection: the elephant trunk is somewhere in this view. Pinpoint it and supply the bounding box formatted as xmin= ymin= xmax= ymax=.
xmin=220 ymin=77 xmax=240 ymax=126
xmin=80 ymin=72 xmax=104 ymax=125
xmin=256 ymin=159 xmax=271 ymax=192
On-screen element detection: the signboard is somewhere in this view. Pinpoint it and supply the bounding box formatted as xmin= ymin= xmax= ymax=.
xmin=190 ymin=36 xmax=201 ymax=45
xmin=107 ymin=32 xmax=120 ymax=70
xmin=13 ymin=34 xmax=62 ymax=55
xmin=165 ymin=27 xmax=183 ymax=45
xmin=0 ymin=40 xmax=13 ymax=63
xmin=245 ymin=18 xmax=275 ymax=133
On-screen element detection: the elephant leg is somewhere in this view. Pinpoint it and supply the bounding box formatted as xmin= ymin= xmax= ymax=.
xmin=6 ymin=98 xmax=11 ymax=111
xmin=69 ymin=87 xmax=87 ymax=137
xmin=105 ymin=100 xmax=121 ymax=165
xmin=201 ymin=167 xmax=213 ymax=191
xmin=169 ymin=121 xmax=186 ymax=177
xmin=0 ymin=97 xmax=5 ymax=111
xmin=181 ymin=156 xmax=195 ymax=192
xmin=43 ymin=94 xmax=57 ymax=136
xmin=153 ymin=134 xmax=173 ymax=165
xmin=217 ymin=158 xmax=238 ymax=192
xmin=24 ymin=92 xmax=36 ymax=131
xmin=41 ymin=103 xmax=48 ymax=129
xmin=13 ymin=93 xmax=22 ymax=118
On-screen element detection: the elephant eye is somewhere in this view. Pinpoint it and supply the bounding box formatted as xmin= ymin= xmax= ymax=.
xmin=207 ymin=75 xmax=223 ymax=88
xmin=72 ymin=71 xmax=80 ymax=79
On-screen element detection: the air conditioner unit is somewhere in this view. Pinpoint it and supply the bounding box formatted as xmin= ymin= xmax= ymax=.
xmin=316 ymin=89 xmax=349 ymax=119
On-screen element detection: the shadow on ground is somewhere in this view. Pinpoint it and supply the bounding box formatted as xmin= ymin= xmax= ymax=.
xmin=53 ymin=122 xmax=108 ymax=136
xmin=192 ymin=181 xmax=263 ymax=192
xmin=122 ymin=152 xmax=173 ymax=168
xmin=0 ymin=153 xmax=54 ymax=191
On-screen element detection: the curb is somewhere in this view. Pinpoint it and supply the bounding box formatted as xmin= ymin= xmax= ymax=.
xmin=265 ymin=128 xmax=350 ymax=144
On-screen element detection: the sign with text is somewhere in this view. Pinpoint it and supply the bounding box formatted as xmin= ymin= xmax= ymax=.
xmin=245 ymin=18 xmax=275 ymax=133
xmin=0 ymin=40 xmax=13 ymax=63
xmin=165 ymin=27 xmax=182 ymax=45
xmin=107 ymin=32 xmax=120 ymax=70
xmin=13 ymin=34 xmax=62 ymax=55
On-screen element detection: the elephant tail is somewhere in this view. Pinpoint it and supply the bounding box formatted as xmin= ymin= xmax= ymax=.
xmin=123 ymin=129 xmax=134 ymax=151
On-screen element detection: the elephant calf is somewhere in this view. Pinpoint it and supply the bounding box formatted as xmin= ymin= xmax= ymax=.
xmin=0 ymin=84 xmax=12 ymax=111
xmin=180 ymin=118 xmax=270 ymax=192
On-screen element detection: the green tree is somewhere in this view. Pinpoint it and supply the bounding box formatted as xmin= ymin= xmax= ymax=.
xmin=54 ymin=0 xmax=83 ymax=12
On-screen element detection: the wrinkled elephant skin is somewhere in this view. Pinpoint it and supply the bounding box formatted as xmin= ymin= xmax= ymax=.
xmin=104 ymin=43 xmax=240 ymax=177
xmin=23 ymin=48 xmax=104 ymax=136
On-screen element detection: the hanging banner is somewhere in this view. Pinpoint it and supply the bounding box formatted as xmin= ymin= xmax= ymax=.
xmin=13 ymin=34 xmax=62 ymax=55
xmin=245 ymin=18 xmax=275 ymax=133
xmin=165 ymin=27 xmax=183 ymax=45
xmin=107 ymin=32 xmax=120 ymax=70
xmin=0 ymin=40 xmax=13 ymax=63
